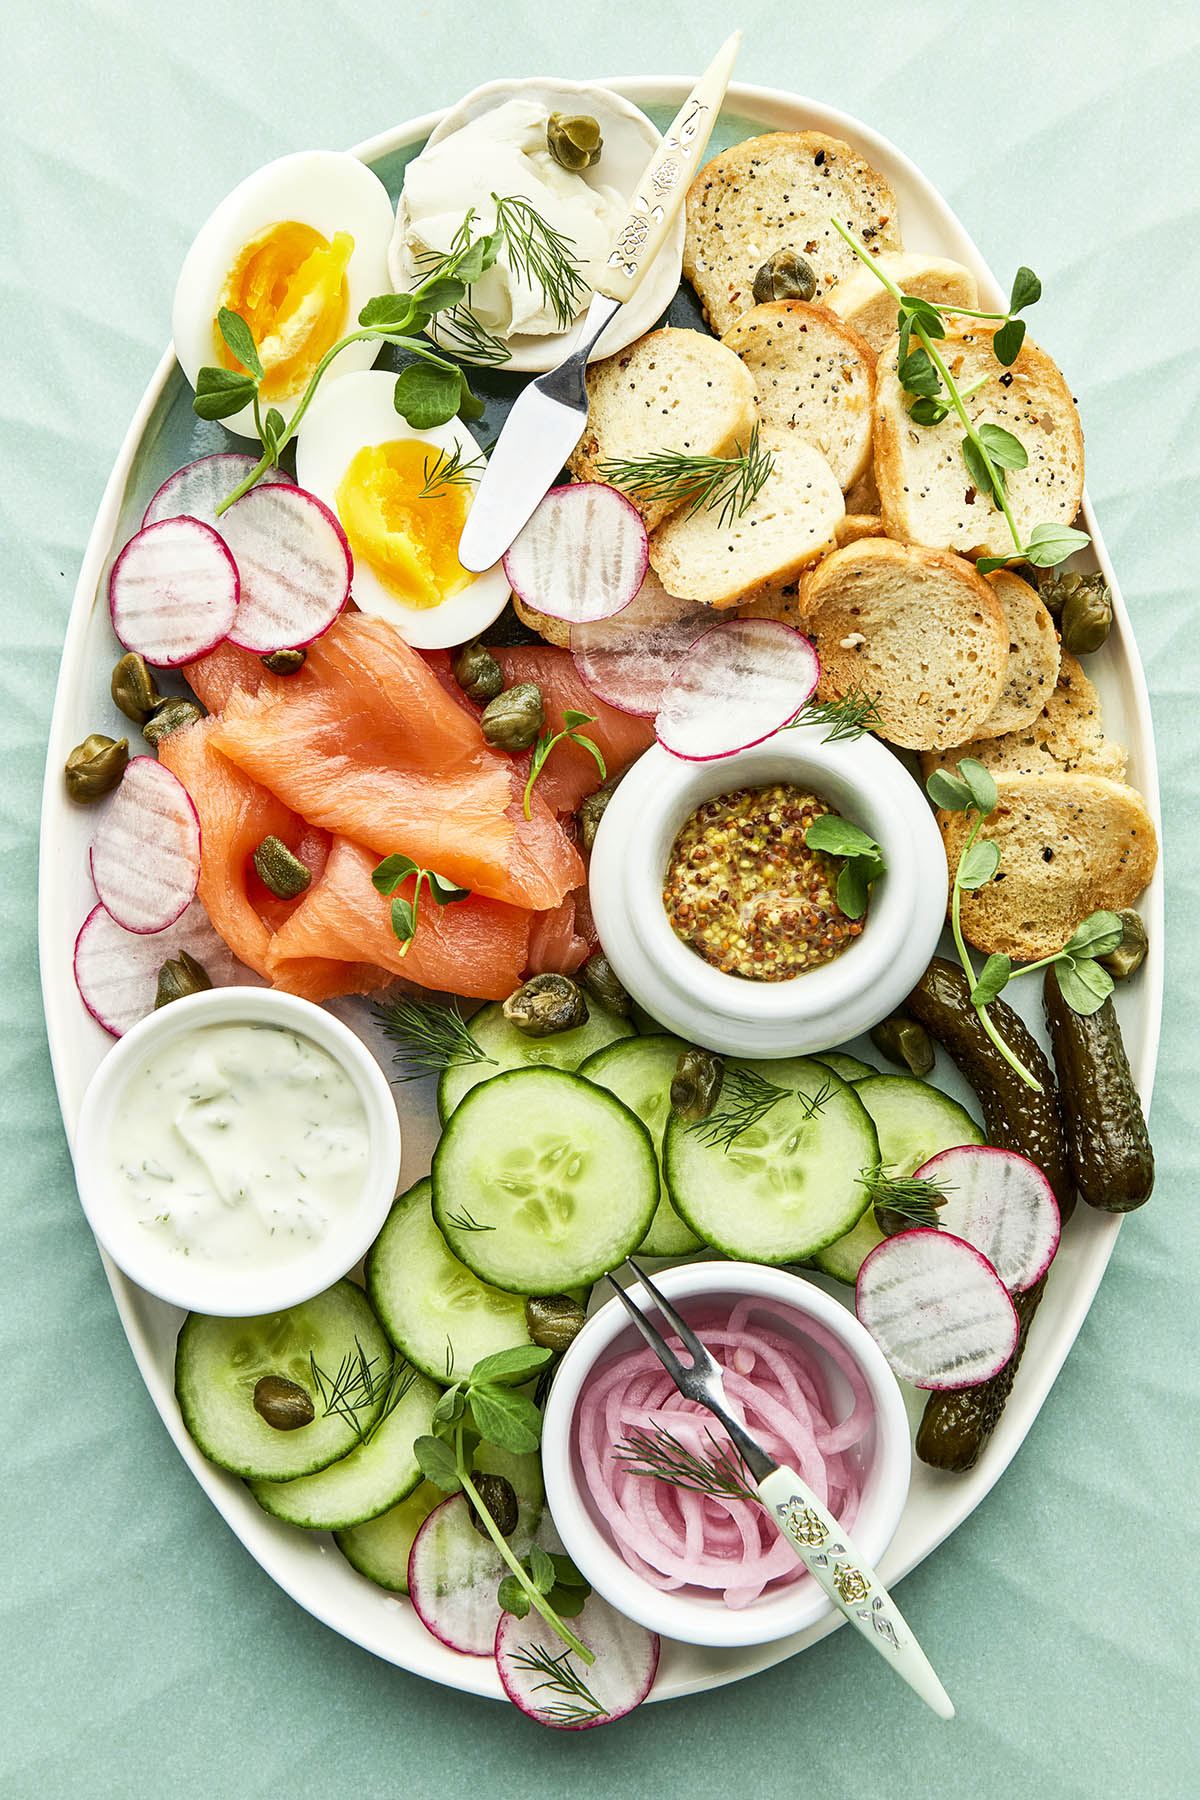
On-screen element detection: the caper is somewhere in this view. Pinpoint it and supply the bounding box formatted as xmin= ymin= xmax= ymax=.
xmin=752 ymin=248 xmax=817 ymax=305
xmin=111 ymin=652 xmax=162 ymax=725
xmin=154 ymin=950 xmax=213 ymax=1010
xmin=577 ymin=775 xmax=620 ymax=852
xmin=502 ymin=973 xmax=588 ymax=1037
xmin=546 ymin=111 xmax=603 ymax=172
xmin=869 ymin=1014 xmax=935 ymax=1077
xmin=480 ymin=682 xmax=545 ymax=751
xmin=1098 ymin=909 xmax=1148 ymax=981
xmin=526 ymin=1293 xmax=587 ymax=1353
xmin=142 ymin=697 xmax=204 ymax=746
xmin=469 ymin=1472 xmax=520 ymax=1539
xmin=252 ymin=835 xmax=313 ymax=899
xmin=262 ymin=647 xmax=307 ymax=675
xmin=579 ymin=951 xmax=631 ymax=1017
xmin=451 ymin=639 xmax=504 ymax=706
xmin=64 ymin=733 xmax=128 ymax=804
xmin=252 ymin=1375 xmax=315 ymax=1431
xmin=1059 ymin=581 xmax=1113 ymax=657
xmin=1038 ymin=568 xmax=1110 ymax=628
xmin=670 ymin=1047 xmax=724 ymax=1120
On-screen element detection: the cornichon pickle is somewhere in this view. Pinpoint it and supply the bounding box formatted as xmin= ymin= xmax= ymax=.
xmin=916 ymin=1275 xmax=1046 ymax=1473
xmin=906 ymin=957 xmax=1073 ymax=1218
xmin=869 ymin=1013 xmax=935 ymax=1077
xmin=502 ymin=973 xmax=588 ymax=1037
xmin=470 ymin=1473 xmax=520 ymax=1539
xmin=525 ymin=1293 xmax=586 ymax=1353
xmin=1043 ymin=969 xmax=1153 ymax=1212
xmin=262 ymin=647 xmax=307 ymax=675
xmin=64 ymin=734 xmax=128 ymax=804
xmin=154 ymin=951 xmax=213 ymax=1009
xmin=252 ymin=835 xmax=313 ymax=899
xmin=143 ymin=698 xmax=204 ymax=746
xmin=1098 ymin=909 xmax=1148 ymax=981
xmin=111 ymin=652 xmax=162 ymax=725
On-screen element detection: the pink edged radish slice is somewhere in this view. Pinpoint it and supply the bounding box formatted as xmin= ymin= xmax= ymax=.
xmin=88 ymin=756 xmax=201 ymax=934
xmin=503 ymin=484 xmax=648 ymax=625
xmin=408 ymin=1492 xmax=519 ymax=1656
xmin=570 ymin=569 xmax=713 ymax=717
xmin=495 ymin=1592 xmax=660 ymax=1731
xmin=856 ymin=1229 xmax=1019 ymax=1390
xmin=915 ymin=1146 xmax=1061 ymax=1293
xmin=109 ymin=517 xmax=240 ymax=668
xmin=218 ymin=482 xmax=352 ymax=653
xmin=73 ymin=899 xmax=250 ymax=1037
xmin=143 ymin=453 xmax=293 ymax=530
xmin=655 ymin=619 xmax=820 ymax=761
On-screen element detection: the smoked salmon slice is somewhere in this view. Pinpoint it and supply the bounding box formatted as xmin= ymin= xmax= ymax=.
xmin=491 ymin=645 xmax=654 ymax=816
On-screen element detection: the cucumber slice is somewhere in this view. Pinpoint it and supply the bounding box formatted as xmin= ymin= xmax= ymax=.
xmin=175 ymin=1281 xmax=391 ymax=1481
xmin=814 ymin=1051 xmax=877 ymax=1083
xmin=664 ymin=1059 xmax=878 ymax=1263
xmin=368 ymin=1179 xmax=537 ymax=1383
xmin=814 ymin=1074 xmax=985 ymax=1283
xmin=433 ymin=1067 xmax=659 ymax=1293
xmin=437 ymin=997 xmax=633 ymax=1120
xmin=248 ymin=1364 xmax=441 ymax=1530
xmin=580 ymin=1034 xmax=703 ymax=1258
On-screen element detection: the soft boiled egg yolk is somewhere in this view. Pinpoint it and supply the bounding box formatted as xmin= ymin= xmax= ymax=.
xmin=335 ymin=440 xmax=473 ymax=609
xmin=216 ymin=221 xmax=354 ymax=402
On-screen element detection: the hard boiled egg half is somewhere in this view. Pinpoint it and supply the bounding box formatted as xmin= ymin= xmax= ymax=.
xmin=173 ymin=151 xmax=394 ymax=442
xmin=295 ymin=369 xmax=510 ymax=648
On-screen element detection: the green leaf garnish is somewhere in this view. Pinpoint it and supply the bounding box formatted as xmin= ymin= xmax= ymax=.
xmin=373 ymin=853 xmax=470 ymax=953
xmin=392 ymin=361 xmax=463 ymax=429
xmin=469 ymin=1346 xmax=554 ymax=1386
xmin=217 ymin=306 xmax=263 ymax=380
xmin=192 ymin=366 xmax=259 ymax=420
xmin=804 ymin=814 xmax=885 ymax=921
xmin=523 ymin=713 xmax=606 ymax=820
xmin=1009 ymin=266 xmax=1042 ymax=313
xmin=957 ymin=838 xmax=1001 ymax=891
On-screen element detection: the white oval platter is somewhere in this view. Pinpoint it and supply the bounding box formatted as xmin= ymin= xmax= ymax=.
xmin=37 ymin=77 xmax=1162 ymax=1705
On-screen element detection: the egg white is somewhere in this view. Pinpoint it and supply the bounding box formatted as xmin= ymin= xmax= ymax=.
xmin=173 ymin=151 xmax=395 ymax=442
xmin=294 ymin=369 xmax=511 ymax=648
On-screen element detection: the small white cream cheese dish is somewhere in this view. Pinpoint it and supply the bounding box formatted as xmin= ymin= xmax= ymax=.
xmin=75 ymin=987 xmax=402 ymax=1316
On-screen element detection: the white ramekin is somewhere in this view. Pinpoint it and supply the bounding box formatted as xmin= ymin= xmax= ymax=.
xmin=542 ymin=1261 xmax=911 ymax=1648
xmin=73 ymin=986 xmax=402 ymax=1317
xmin=587 ymin=728 xmax=948 ymax=1056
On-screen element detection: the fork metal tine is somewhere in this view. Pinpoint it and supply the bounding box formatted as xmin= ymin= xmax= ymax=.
xmin=602 ymin=1274 xmax=692 ymax=1386
xmin=624 ymin=1258 xmax=721 ymax=1376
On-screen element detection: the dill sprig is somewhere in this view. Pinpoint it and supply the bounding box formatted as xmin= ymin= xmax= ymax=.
xmin=419 ymin=442 xmax=487 ymax=499
xmin=858 ymin=1163 xmax=953 ymax=1230
xmin=507 ymin=1643 xmax=608 ymax=1727
xmin=372 ymin=996 xmax=496 ymax=1083
xmin=789 ymin=682 xmax=885 ymax=743
xmin=597 ymin=427 xmax=775 ymax=530
xmin=614 ymin=1421 xmax=758 ymax=1502
xmin=442 ymin=1206 xmax=495 ymax=1233
xmin=309 ymin=1342 xmax=416 ymax=1445
xmin=689 ymin=1068 xmax=833 ymax=1153
xmin=491 ymin=193 xmax=587 ymax=329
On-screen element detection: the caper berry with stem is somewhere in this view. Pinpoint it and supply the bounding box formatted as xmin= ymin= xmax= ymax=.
xmin=752 ymin=248 xmax=817 ymax=305
xmin=262 ymin=647 xmax=307 ymax=675
xmin=1098 ymin=909 xmax=1148 ymax=981
xmin=154 ymin=950 xmax=213 ymax=1009
xmin=143 ymin=697 xmax=204 ymax=746
xmin=253 ymin=1375 xmax=315 ymax=1431
xmin=452 ymin=640 xmax=504 ymax=706
xmin=579 ymin=951 xmax=631 ymax=1017
xmin=64 ymin=734 xmax=128 ymax=804
xmin=480 ymin=683 xmax=545 ymax=752
xmin=870 ymin=1014 xmax=935 ymax=1077
xmin=546 ymin=112 xmax=603 ymax=172
xmin=470 ymin=1472 xmax=520 ymax=1539
xmin=252 ymin=835 xmax=313 ymax=899
xmin=1059 ymin=582 xmax=1113 ymax=657
xmin=503 ymin=973 xmax=588 ymax=1037
xmin=525 ymin=1293 xmax=587 ymax=1353
xmin=670 ymin=1047 xmax=724 ymax=1120
xmin=111 ymin=652 xmax=162 ymax=725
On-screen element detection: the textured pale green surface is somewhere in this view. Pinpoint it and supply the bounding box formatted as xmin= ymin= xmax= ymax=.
xmin=4 ymin=3 xmax=1199 ymax=1795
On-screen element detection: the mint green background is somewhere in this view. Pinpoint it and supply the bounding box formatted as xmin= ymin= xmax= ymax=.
xmin=4 ymin=3 xmax=1198 ymax=1794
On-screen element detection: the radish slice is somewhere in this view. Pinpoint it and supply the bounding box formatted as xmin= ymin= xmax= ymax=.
xmin=407 ymin=1493 xmax=514 ymax=1656
xmin=88 ymin=757 xmax=201 ymax=934
xmin=503 ymin=484 xmax=648 ymax=624
xmin=856 ymin=1229 xmax=1019 ymax=1390
xmin=655 ymin=619 xmax=820 ymax=761
xmin=916 ymin=1146 xmax=1061 ymax=1293
xmin=218 ymin=482 xmax=352 ymax=653
xmin=109 ymin=517 xmax=240 ymax=668
xmin=495 ymin=1593 xmax=659 ymax=1730
xmin=570 ymin=570 xmax=713 ymax=717
xmin=143 ymin=453 xmax=293 ymax=530
xmin=73 ymin=900 xmax=250 ymax=1037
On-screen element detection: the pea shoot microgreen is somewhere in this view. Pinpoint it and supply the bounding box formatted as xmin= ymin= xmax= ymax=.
xmin=930 ymin=758 xmax=1124 ymax=1089
xmin=597 ymin=427 xmax=775 ymax=530
xmin=803 ymin=814 xmax=886 ymax=920
xmin=372 ymin=854 xmax=471 ymax=953
xmin=412 ymin=1346 xmax=595 ymax=1663
xmin=829 ymin=218 xmax=1091 ymax=576
xmin=372 ymin=994 xmax=496 ymax=1082
xmin=523 ymin=711 xmax=606 ymax=820
xmin=689 ymin=1066 xmax=833 ymax=1153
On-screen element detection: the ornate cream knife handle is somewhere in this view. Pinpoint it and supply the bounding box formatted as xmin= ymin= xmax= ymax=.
xmin=596 ymin=31 xmax=741 ymax=309
xmin=756 ymin=1465 xmax=956 ymax=1720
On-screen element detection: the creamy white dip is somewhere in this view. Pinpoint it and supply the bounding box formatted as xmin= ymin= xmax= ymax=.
xmin=109 ymin=1022 xmax=370 ymax=1269
xmin=401 ymin=98 xmax=625 ymax=337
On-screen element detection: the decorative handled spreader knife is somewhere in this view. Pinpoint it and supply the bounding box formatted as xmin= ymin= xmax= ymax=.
xmin=606 ymin=1260 xmax=956 ymax=1721
xmin=458 ymin=33 xmax=741 ymax=573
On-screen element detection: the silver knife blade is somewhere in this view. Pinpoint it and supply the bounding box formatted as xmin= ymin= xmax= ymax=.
xmin=457 ymin=293 xmax=621 ymax=573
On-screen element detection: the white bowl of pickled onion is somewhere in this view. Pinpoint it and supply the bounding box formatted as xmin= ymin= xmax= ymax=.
xmin=542 ymin=1262 xmax=911 ymax=1648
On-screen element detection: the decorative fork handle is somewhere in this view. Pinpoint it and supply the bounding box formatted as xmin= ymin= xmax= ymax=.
xmin=757 ymin=1466 xmax=955 ymax=1720
xmin=595 ymin=32 xmax=740 ymax=308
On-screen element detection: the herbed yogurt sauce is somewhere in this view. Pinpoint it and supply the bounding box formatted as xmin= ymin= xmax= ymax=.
xmin=109 ymin=1022 xmax=369 ymax=1267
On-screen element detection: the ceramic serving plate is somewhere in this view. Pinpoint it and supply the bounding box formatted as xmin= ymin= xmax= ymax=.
xmin=38 ymin=77 xmax=1163 ymax=1704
